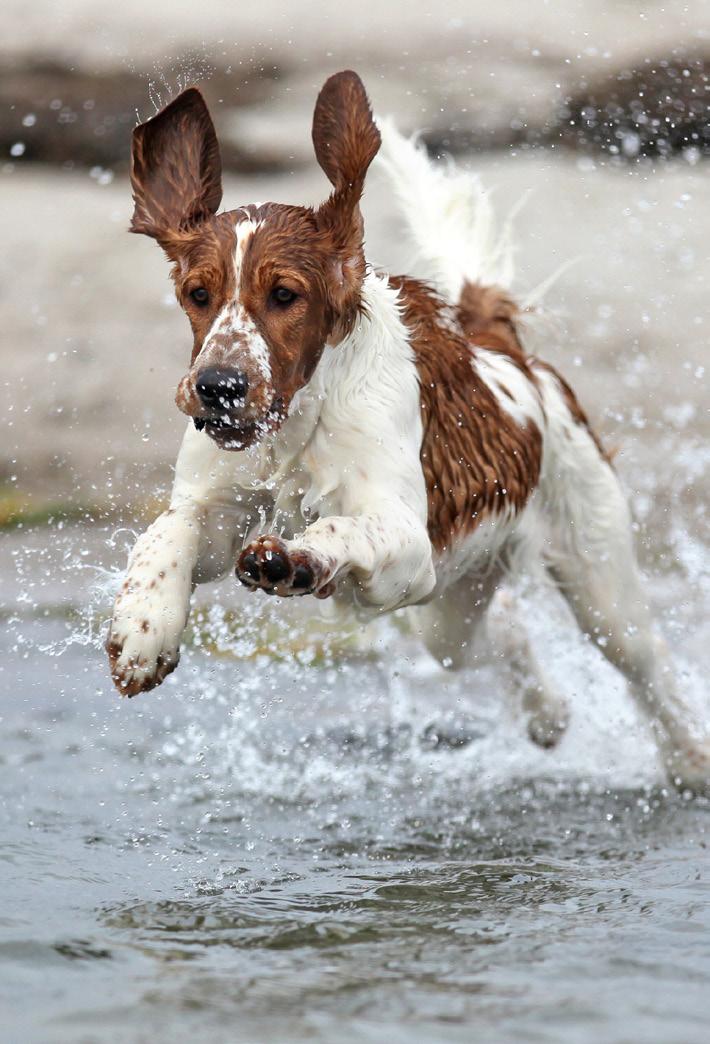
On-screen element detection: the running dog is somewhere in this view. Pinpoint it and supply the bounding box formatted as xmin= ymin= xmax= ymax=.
xmin=107 ymin=71 xmax=710 ymax=790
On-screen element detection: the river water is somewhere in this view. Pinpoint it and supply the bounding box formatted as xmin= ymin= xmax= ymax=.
xmin=2 ymin=497 xmax=709 ymax=1044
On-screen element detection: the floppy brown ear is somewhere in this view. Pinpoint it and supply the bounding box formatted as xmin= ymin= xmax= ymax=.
xmin=130 ymin=88 xmax=222 ymax=243
xmin=312 ymin=70 xmax=381 ymax=192
xmin=313 ymin=72 xmax=381 ymax=321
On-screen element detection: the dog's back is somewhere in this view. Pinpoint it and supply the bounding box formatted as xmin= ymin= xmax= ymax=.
xmin=376 ymin=121 xmax=607 ymax=565
xmin=387 ymin=273 xmax=544 ymax=557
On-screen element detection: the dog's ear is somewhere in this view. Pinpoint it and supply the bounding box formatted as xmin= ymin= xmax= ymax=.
xmin=130 ymin=88 xmax=222 ymax=244
xmin=312 ymin=70 xmax=381 ymax=193
xmin=312 ymin=72 xmax=381 ymax=320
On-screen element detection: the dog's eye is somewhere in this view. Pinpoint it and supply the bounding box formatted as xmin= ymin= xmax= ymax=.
xmin=271 ymin=287 xmax=297 ymax=306
xmin=190 ymin=287 xmax=210 ymax=307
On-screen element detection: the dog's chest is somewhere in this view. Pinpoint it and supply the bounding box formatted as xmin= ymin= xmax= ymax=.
xmin=253 ymin=414 xmax=343 ymax=536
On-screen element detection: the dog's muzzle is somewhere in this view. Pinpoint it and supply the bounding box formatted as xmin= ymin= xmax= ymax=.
xmin=195 ymin=367 xmax=248 ymax=409
xmin=193 ymin=367 xmax=249 ymax=432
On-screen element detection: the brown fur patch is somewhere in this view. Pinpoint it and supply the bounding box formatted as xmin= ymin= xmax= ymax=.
xmin=460 ymin=283 xmax=609 ymax=461
xmin=390 ymin=276 xmax=544 ymax=554
xmin=312 ymin=71 xmax=382 ymax=337
xmin=166 ymin=215 xmax=239 ymax=360
xmin=311 ymin=71 xmax=381 ymax=193
xmin=130 ymin=88 xmax=222 ymax=244
xmin=237 ymin=204 xmax=337 ymax=401
xmin=457 ymin=283 xmax=526 ymax=360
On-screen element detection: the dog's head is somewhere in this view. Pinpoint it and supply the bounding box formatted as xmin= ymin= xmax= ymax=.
xmin=129 ymin=72 xmax=381 ymax=449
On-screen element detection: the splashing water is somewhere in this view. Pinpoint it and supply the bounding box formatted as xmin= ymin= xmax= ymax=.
xmin=2 ymin=455 xmax=709 ymax=1043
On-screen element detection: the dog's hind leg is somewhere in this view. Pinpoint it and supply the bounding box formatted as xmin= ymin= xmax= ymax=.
xmin=413 ymin=571 xmax=497 ymax=671
xmin=487 ymin=587 xmax=570 ymax=749
xmin=414 ymin=571 xmax=569 ymax=749
xmin=536 ymin=365 xmax=710 ymax=790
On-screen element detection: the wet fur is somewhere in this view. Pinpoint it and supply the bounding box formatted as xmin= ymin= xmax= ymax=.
xmin=107 ymin=72 xmax=710 ymax=792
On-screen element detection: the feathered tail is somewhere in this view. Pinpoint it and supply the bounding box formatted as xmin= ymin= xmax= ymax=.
xmin=376 ymin=118 xmax=575 ymax=311
xmin=375 ymin=118 xmax=520 ymax=302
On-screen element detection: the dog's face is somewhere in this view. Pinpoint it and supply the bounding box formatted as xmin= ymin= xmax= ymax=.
xmin=129 ymin=73 xmax=381 ymax=449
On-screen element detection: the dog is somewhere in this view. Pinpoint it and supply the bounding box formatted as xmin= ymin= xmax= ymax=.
xmin=107 ymin=70 xmax=709 ymax=791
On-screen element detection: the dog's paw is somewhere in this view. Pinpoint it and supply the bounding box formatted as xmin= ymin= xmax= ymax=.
xmin=106 ymin=590 xmax=187 ymax=696
xmin=107 ymin=631 xmax=179 ymax=697
xmin=527 ymin=704 xmax=570 ymax=750
xmin=236 ymin=535 xmax=335 ymax=598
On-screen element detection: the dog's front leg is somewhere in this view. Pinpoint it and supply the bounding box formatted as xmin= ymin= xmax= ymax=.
xmin=107 ymin=424 xmax=262 ymax=695
xmin=107 ymin=503 xmax=203 ymax=696
xmin=237 ymin=504 xmax=436 ymax=610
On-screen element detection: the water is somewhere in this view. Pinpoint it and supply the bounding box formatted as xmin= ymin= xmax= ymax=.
xmin=4 ymin=100 xmax=710 ymax=1044
xmin=2 ymin=518 xmax=709 ymax=1044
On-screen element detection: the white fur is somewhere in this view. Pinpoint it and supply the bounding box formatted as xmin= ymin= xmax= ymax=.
xmin=376 ymin=118 xmax=569 ymax=311
xmin=201 ymin=304 xmax=272 ymax=387
xmin=376 ymin=117 xmax=518 ymax=300
xmin=473 ymin=348 xmax=545 ymax=429
xmin=533 ymin=364 xmax=710 ymax=778
xmin=234 ymin=218 xmax=259 ymax=279
xmin=198 ymin=219 xmax=272 ymax=387
xmin=288 ymin=274 xmax=435 ymax=608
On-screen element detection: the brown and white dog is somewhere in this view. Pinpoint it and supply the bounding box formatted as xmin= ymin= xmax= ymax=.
xmin=107 ymin=71 xmax=709 ymax=790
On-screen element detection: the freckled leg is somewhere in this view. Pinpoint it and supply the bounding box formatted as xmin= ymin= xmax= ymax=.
xmin=107 ymin=508 xmax=200 ymax=696
xmin=107 ymin=422 xmax=265 ymax=696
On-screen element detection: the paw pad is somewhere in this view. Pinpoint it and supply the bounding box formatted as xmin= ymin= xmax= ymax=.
xmin=236 ymin=536 xmax=329 ymax=598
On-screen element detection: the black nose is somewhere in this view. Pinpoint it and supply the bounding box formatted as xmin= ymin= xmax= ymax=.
xmin=196 ymin=367 xmax=249 ymax=409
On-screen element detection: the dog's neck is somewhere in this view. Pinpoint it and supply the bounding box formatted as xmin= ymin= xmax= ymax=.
xmin=251 ymin=269 xmax=414 ymax=489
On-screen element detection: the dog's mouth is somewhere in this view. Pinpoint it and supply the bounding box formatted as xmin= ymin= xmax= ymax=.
xmin=193 ymin=400 xmax=286 ymax=450
xmin=194 ymin=415 xmax=257 ymax=449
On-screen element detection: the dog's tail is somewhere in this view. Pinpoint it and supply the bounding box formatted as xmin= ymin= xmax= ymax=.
xmin=375 ymin=118 xmax=521 ymax=302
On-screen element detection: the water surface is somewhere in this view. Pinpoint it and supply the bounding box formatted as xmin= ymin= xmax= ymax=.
xmin=2 ymin=520 xmax=709 ymax=1044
